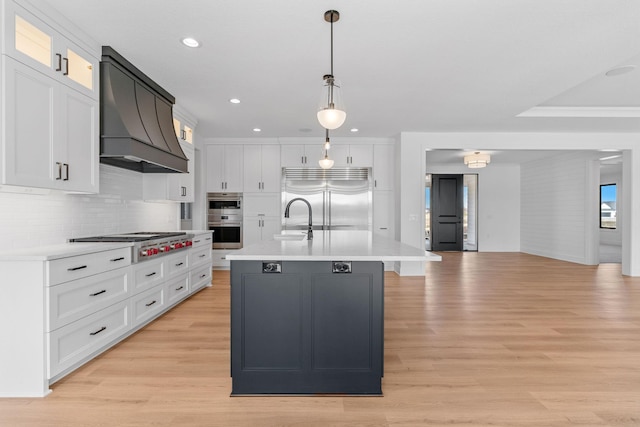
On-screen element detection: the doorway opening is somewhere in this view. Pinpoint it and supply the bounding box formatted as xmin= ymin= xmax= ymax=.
xmin=425 ymin=174 xmax=478 ymax=252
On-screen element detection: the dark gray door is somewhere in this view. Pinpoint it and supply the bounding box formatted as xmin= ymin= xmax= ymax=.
xmin=431 ymin=174 xmax=463 ymax=251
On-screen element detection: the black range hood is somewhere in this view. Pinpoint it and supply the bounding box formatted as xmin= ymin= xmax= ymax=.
xmin=100 ymin=46 xmax=188 ymax=173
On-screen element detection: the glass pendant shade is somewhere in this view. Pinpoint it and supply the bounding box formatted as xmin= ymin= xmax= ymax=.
xmin=319 ymin=155 xmax=335 ymax=169
xmin=317 ymin=78 xmax=346 ymax=130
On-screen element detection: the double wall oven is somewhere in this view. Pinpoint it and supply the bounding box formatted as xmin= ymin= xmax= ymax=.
xmin=208 ymin=193 xmax=242 ymax=249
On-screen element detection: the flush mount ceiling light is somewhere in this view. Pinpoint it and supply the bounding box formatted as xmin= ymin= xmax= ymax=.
xmin=464 ymin=152 xmax=490 ymax=169
xmin=181 ymin=37 xmax=200 ymax=48
xmin=318 ymin=129 xmax=335 ymax=169
xmin=229 ymin=98 xmax=240 ymax=104
xmin=317 ymin=10 xmax=346 ymax=130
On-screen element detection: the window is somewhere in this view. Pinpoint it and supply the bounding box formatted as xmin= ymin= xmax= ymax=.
xmin=600 ymin=184 xmax=617 ymax=229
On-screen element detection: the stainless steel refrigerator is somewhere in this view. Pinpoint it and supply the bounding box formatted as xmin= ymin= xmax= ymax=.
xmin=282 ymin=168 xmax=372 ymax=231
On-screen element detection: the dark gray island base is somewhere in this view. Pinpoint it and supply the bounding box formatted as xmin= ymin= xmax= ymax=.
xmin=230 ymin=260 xmax=384 ymax=395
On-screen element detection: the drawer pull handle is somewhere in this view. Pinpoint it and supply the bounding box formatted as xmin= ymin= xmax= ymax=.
xmin=110 ymin=257 xmax=125 ymax=262
xmin=199 ymin=254 xmax=206 ymax=258
xmin=175 ymin=262 xmax=184 ymax=267
xmin=68 ymin=265 xmax=88 ymax=271
xmin=89 ymin=326 xmax=106 ymax=336
xmin=200 ymin=274 xmax=207 ymax=279
xmin=175 ymin=286 xmax=184 ymax=291
xmin=145 ymin=272 xmax=157 ymax=277
xmin=145 ymin=300 xmax=157 ymax=307
xmin=205 ymin=238 xmax=212 ymax=241
xmin=89 ymin=289 xmax=106 ymax=297
xmin=194 ymin=240 xmax=201 ymax=243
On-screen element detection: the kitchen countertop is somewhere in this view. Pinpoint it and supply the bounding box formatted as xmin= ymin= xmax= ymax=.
xmin=226 ymin=230 xmax=441 ymax=262
xmin=0 ymin=242 xmax=134 ymax=262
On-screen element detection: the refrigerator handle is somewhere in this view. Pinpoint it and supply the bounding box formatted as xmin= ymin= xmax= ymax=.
xmin=322 ymin=191 xmax=326 ymax=230
xmin=328 ymin=190 xmax=332 ymax=229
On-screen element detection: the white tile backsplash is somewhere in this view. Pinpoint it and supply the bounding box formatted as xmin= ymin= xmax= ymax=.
xmin=0 ymin=165 xmax=178 ymax=250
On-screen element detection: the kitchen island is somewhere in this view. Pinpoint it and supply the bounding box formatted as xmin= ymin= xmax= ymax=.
xmin=226 ymin=230 xmax=440 ymax=395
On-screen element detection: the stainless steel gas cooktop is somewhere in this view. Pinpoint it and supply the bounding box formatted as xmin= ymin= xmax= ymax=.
xmin=70 ymin=232 xmax=194 ymax=262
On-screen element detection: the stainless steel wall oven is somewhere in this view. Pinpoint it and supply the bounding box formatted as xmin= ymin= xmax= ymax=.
xmin=207 ymin=193 xmax=243 ymax=249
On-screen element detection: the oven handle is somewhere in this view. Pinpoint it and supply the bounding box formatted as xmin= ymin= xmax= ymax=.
xmin=208 ymin=222 xmax=242 ymax=227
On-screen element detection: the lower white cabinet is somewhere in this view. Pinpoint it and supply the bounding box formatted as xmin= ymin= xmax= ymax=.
xmin=48 ymin=267 xmax=130 ymax=331
xmin=0 ymin=231 xmax=214 ymax=397
xmin=49 ymin=300 xmax=130 ymax=378
xmin=166 ymin=274 xmax=190 ymax=306
xmin=131 ymin=284 xmax=166 ymax=328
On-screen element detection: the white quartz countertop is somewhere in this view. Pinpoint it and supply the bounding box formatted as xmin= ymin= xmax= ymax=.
xmin=0 ymin=242 xmax=134 ymax=262
xmin=226 ymin=231 xmax=441 ymax=262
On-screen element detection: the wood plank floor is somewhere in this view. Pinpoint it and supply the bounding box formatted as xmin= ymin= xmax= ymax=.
xmin=2 ymin=253 xmax=640 ymax=426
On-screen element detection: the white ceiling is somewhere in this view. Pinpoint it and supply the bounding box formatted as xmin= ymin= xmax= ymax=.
xmin=35 ymin=0 xmax=640 ymax=139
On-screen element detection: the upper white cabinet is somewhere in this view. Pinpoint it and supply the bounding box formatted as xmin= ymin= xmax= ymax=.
xmin=143 ymin=141 xmax=194 ymax=202
xmin=280 ymin=144 xmax=324 ymax=168
xmin=205 ymin=144 xmax=243 ymax=192
xmin=373 ymin=144 xmax=395 ymax=190
xmin=330 ymin=144 xmax=373 ymax=167
xmin=2 ymin=55 xmax=98 ymax=192
xmin=243 ymin=145 xmax=281 ymax=192
xmin=3 ymin=2 xmax=98 ymax=99
xmin=0 ymin=1 xmax=99 ymax=193
xmin=173 ymin=113 xmax=194 ymax=145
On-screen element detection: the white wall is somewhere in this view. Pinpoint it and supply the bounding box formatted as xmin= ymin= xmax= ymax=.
xmin=0 ymin=165 xmax=178 ymax=251
xmin=425 ymin=162 xmax=521 ymax=252
xmin=600 ymin=165 xmax=622 ymax=246
xmin=520 ymin=152 xmax=598 ymax=264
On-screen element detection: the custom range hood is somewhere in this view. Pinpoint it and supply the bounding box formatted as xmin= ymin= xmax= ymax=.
xmin=100 ymin=46 xmax=188 ymax=173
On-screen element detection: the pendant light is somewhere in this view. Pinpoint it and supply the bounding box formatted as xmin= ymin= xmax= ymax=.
xmin=318 ymin=129 xmax=335 ymax=169
xmin=317 ymin=10 xmax=346 ymax=130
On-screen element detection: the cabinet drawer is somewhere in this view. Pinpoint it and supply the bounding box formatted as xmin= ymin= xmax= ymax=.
xmin=133 ymin=259 xmax=164 ymax=294
xmin=191 ymin=233 xmax=213 ymax=249
xmin=48 ymin=248 xmax=131 ymax=286
xmin=48 ymin=267 xmax=131 ymax=331
xmin=166 ymin=274 xmax=189 ymax=306
xmin=166 ymin=253 xmax=189 ymax=277
xmin=189 ymin=246 xmax=211 ymax=268
xmin=190 ymin=264 xmax=212 ymax=293
xmin=48 ymin=300 xmax=130 ymax=378
xmin=131 ymin=285 xmax=166 ymax=328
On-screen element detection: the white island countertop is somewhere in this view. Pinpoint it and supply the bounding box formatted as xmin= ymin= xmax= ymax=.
xmin=226 ymin=230 xmax=441 ymax=262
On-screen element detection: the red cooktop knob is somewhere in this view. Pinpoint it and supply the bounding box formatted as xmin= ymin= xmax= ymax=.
xmin=175 ymin=243 xmax=183 ymax=249
xmin=186 ymin=240 xmax=193 ymax=247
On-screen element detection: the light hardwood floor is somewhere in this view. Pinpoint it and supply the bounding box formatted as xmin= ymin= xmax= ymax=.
xmin=1 ymin=253 xmax=640 ymax=426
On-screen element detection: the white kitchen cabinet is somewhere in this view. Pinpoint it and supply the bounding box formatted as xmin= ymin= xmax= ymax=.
xmin=243 ymin=144 xmax=281 ymax=192
xmin=205 ymin=144 xmax=243 ymax=192
xmin=373 ymin=144 xmax=395 ymax=190
xmin=243 ymin=193 xmax=281 ymax=247
xmin=1 ymin=55 xmax=98 ymax=192
xmin=212 ymin=249 xmax=234 ymax=269
xmin=373 ymin=190 xmax=395 ymax=240
xmin=243 ymin=216 xmax=281 ymax=247
xmin=330 ymin=144 xmax=373 ymax=167
xmin=131 ymin=283 xmax=166 ymax=328
xmin=173 ymin=115 xmax=194 ymax=144
xmin=188 ymin=233 xmax=212 ymax=293
xmin=49 ymin=299 xmax=130 ymax=378
xmin=143 ymin=141 xmax=194 ymax=202
xmin=2 ymin=1 xmax=99 ymax=99
xmin=280 ymin=144 xmax=324 ymax=167
xmin=0 ymin=232 xmax=213 ymax=397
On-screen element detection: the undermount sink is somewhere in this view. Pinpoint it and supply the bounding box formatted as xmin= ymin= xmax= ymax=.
xmin=273 ymin=233 xmax=307 ymax=241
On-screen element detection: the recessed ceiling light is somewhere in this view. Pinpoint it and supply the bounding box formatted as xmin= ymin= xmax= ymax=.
xmin=253 ymin=128 xmax=261 ymax=132
xmin=350 ymin=128 xmax=359 ymax=132
xmin=605 ymin=65 xmax=635 ymax=77
xmin=181 ymin=37 xmax=200 ymax=48
xmin=229 ymin=98 xmax=240 ymax=104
